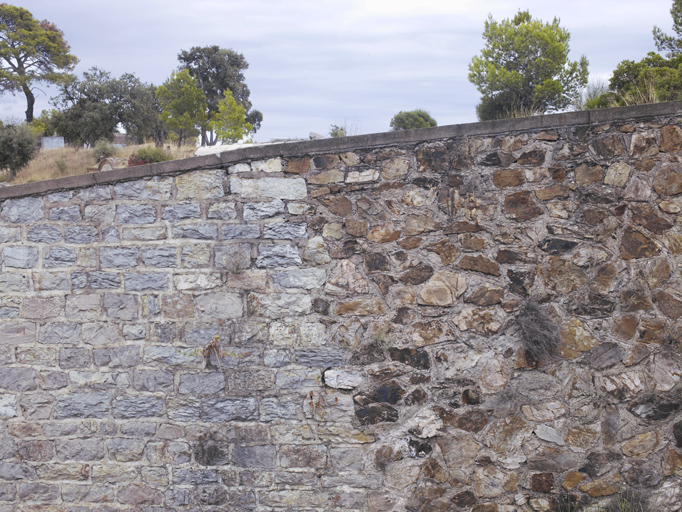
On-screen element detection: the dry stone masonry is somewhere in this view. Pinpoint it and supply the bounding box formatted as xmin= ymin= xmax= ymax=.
xmin=1 ymin=102 xmax=682 ymax=511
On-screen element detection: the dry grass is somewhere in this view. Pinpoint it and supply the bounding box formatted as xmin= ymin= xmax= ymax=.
xmin=8 ymin=143 xmax=196 ymax=185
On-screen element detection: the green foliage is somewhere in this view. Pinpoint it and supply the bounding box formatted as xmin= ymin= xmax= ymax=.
xmin=329 ymin=124 xmax=347 ymax=138
xmin=209 ymin=90 xmax=252 ymax=143
xmin=130 ymin=146 xmax=172 ymax=165
xmin=92 ymin=139 xmax=117 ymax=162
xmin=156 ymin=69 xmax=207 ymax=147
xmin=329 ymin=120 xmax=361 ymax=138
xmin=390 ymin=109 xmax=437 ymax=130
xmin=52 ymin=68 xmax=162 ymax=146
xmin=0 ymin=4 xmax=78 ymax=122
xmin=653 ymin=0 xmax=682 ymax=57
xmin=468 ymin=10 xmax=589 ymax=120
xmin=178 ymin=45 xmax=262 ymax=145
xmin=0 ymin=120 xmax=39 ymax=180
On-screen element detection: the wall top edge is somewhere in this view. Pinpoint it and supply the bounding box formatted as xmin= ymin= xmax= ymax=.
xmin=2 ymin=100 xmax=681 ymax=201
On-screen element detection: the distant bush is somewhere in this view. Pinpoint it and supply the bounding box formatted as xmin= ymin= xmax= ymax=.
xmin=92 ymin=139 xmax=118 ymax=162
xmin=516 ymin=298 xmax=561 ymax=366
xmin=128 ymin=146 xmax=172 ymax=166
xmin=0 ymin=121 xmax=39 ymax=180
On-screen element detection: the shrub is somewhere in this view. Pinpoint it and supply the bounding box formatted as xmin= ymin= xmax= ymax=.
xmin=390 ymin=109 xmax=437 ymax=130
xmin=0 ymin=121 xmax=39 ymax=180
xmin=128 ymin=146 xmax=172 ymax=166
xmin=92 ymin=139 xmax=117 ymax=162
xmin=515 ymin=298 xmax=561 ymax=366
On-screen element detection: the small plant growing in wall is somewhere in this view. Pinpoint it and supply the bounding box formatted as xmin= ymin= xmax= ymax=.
xmin=182 ymin=334 xmax=244 ymax=369
xmin=515 ymin=298 xmax=561 ymax=366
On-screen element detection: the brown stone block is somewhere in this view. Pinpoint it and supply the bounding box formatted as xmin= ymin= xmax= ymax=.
xmin=620 ymin=227 xmax=659 ymax=260
xmin=492 ymin=169 xmax=525 ymax=188
xmin=562 ymin=471 xmax=585 ymax=490
xmin=457 ymin=255 xmax=500 ymax=276
xmin=614 ymin=315 xmax=638 ymax=340
xmin=536 ymin=184 xmax=569 ymax=201
xmin=326 ymin=196 xmax=353 ymax=217
xmin=629 ymin=203 xmax=673 ymax=234
xmin=346 ymin=219 xmax=368 ymax=237
xmin=517 ymin=149 xmax=545 ymax=166
xmin=591 ymin=134 xmax=626 ymax=158
xmin=575 ymin=163 xmax=604 ymax=186
xmin=504 ymin=191 xmax=543 ymax=221
xmin=444 ymin=221 xmax=485 ymax=234
xmin=531 ymin=473 xmax=555 ymax=493
xmin=639 ymin=317 xmax=666 ymax=344
xmin=367 ymin=223 xmax=401 ymax=243
xmin=653 ymin=164 xmax=682 ymax=196
xmin=426 ymin=239 xmax=458 ymax=265
xmin=579 ymin=479 xmax=618 ymax=498
xmin=285 ymin=157 xmax=310 ymax=174
xmin=661 ymin=125 xmax=682 ymax=152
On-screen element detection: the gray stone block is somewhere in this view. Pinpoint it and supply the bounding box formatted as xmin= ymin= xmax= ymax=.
xmin=103 ymin=294 xmax=137 ymax=321
xmin=167 ymin=396 xmax=202 ymax=422
xmin=65 ymin=294 xmax=101 ymax=320
xmin=195 ymin=292 xmax=243 ymax=319
xmin=47 ymin=191 xmax=72 ymax=202
xmin=116 ymin=204 xmax=156 ymax=224
xmin=72 ymin=271 xmax=121 ymax=290
xmin=3 ymin=247 xmax=38 ymax=269
xmin=40 ymin=371 xmax=68 ymax=390
xmin=124 ymin=273 xmax=169 ymax=291
xmin=0 ymin=367 xmax=36 ymax=391
xmin=27 ymin=225 xmax=62 ymax=243
xmin=0 ymin=321 xmax=35 ymax=345
xmin=85 ymin=204 xmax=116 ymax=224
xmin=0 ymin=227 xmax=20 ymax=243
xmin=77 ymin=185 xmax=111 ymax=201
xmin=256 ymin=244 xmax=302 ymax=268
xmin=264 ymin=349 xmax=291 ymax=367
xmin=214 ymin=243 xmax=251 ymax=271
xmin=244 ymin=199 xmax=285 ymax=220
xmin=173 ymin=468 xmax=220 ymax=485
xmin=201 ymin=397 xmax=258 ymax=422
xmin=0 ymin=462 xmax=36 ymax=480
xmin=81 ymin=322 xmax=119 ymax=346
xmin=295 ymin=348 xmax=346 ymax=367
xmin=142 ymin=247 xmax=177 ymax=268
xmin=162 ymin=203 xmax=201 ymax=222
xmin=207 ymin=202 xmax=237 ymax=220
xmin=100 ymin=247 xmax=139 ymax=268
xmin=101 ymin=226 xmax=120 ymax=243
xmin=114 ymin=177 xmax=171 ymax=200
xmin=93 ymin=346 xmax=140 ymax=368
xmin=273 ymin=268 xmax=326 ymax=289
xmin=34 ymin=271 xmax=69 ymax=291
xmin=0 ymin=273 xmax=30 ymax=293
xmin=222 ymin=224 xmax=260 ymax=239
xmin=133 ymin=369 xmax=174 ymax=392
xmin=55 ymin=392 xmax=109 ymax=418
xmin=178 ymin=373 xmax=225 ymax=395
xmin=39 ymin=323 xmax=81 ymax=345
xmin=43 ymin=246 xmax=77 ymax=268
xmin=260 ymin=397 xmax=299 ymax=421
xmin=17 ymin=483 xmax=60 ymax=502
xmin=106 ymin=438 xmax=146 ymax=462
xmin=56 ymin=438 xmax=106 ymax=461
xmin=119 ymin=422 xmax=157 ymax=437
xmin=0 ymin=306 xmax=18 ymax=319
xmin=173 ymin=225 xmax=218 ymax=240
xmin=2 ymin=197 xmax=44 ymax=223
xmin=264 ymin=222 xmax=308 ymax=239
xmin=144 ymin=346 xmax=202 ymax=367
xmin=122 ymin=324 xmax=145 ymax=340
xmin=65 ymin=226 xmax=98 ymax=244
xmin=112 ymin=395 xmax=164 ymax=418
xmin=49 ymin=205 xmax=81 ymax=222
xmin=59 ymin=348 xmax=91 ymax=369
xmin=231 ymin=445 xmax=276 ymax=468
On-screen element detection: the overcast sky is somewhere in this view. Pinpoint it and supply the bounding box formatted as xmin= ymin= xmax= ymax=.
xmin=2 ymin=0 xmax=675 ymax=142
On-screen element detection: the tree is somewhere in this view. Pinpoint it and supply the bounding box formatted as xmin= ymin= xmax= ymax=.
xmin=209 ymin=90 xmax=252 ymax=144
xmin=178 ymin=45 xmax=262 ymax=145
xmin=156 ymin=69 xmax=207 ymax=147
xmin=390 ymin=109 xmax=437 ymax=130
xmin=653 ymin=0 xmax=682 ymax=57
xmin=0 ymin=4 xmax=78 ymax=123
xmin=468 ymin=10 xmax=589 ymax=121
xmin=0 ymin=120 xmax=38 ymax=180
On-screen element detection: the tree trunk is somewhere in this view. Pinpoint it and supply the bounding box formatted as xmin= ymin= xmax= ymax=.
xmin=22 ymin=85 xmax=35 ymax=123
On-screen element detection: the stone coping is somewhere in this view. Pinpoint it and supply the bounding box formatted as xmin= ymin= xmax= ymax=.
xmin=2 ymin=100 xmax=681 ymax=201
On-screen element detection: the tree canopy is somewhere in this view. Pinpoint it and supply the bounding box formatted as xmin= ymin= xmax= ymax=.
xmin=178 ymin=45 xmax=262 ymax=145
xmin=468 ymin=10 xmax=588 ymax=120
xmin=390 ymin=110 xmax=437 ymax=130
xmin=156 ymin=69 xmax=207 ymax=147
xmin=0 ymin=120 xmax=38 ymax=180
xmin=0 ymin=4 xmax=78 ymax=123
xmin=209 ymin=89 xmax=252 ymax=144
xmin=653 ymin=0 xmax=682 ymax=57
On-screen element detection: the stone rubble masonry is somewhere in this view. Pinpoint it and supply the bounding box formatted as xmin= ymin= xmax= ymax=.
xmin=1 ymin=101 xmax=682 ymax=510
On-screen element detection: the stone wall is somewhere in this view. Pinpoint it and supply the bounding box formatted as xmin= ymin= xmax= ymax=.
xmin=1 ymin=103 xmax=682 ymax=511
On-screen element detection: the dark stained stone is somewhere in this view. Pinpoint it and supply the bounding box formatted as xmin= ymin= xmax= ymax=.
xmin=462 ymin=389 xmax=482 ymax=405
xmin=584 ymin=208 xmax=608 ymax=225
xmin=452 ymin=490 xmax=477 ymax=507
xmin=426 ymin=239 xmax=458 ymax=265
xmin=399 ymin=263 xmax=434 ymax=284
xmin=416 ymin=146 xmax=449 ymax=172
xmin=356 ymin=403 xmax=399 ymax=425
xmin=367 ymin=380 xmax=406 ymax=405
xmin=592 ymin=135 xmax=626 ymax=158
xmin=517 ymin=149 xmax=545 ymax=165
xmin=620 ymin=286 xmax=652 ymax=312
xmin=413 ymin=177 xmax=440 ymax=189
xmin=457 ymin=255 xmax=500 ymax=276
xmin=575 ymin=164 xmax=604 ymax=186
xmin=444 ymin=221 xmax=485 ymax=234
xmin=529 ymin=446 xmax=580 ymax=472
xmin=653 ymin=164 xmax=682 ymax=196
xmin=623 ymin=461 xmax=661 ymax=487
xmin=404 ymin=388 xmax=428 ymax=406
xmin=568 ymin=293 xmax=617 ymax=317
xmin=620 ymin=228 xmax=659 ymax=260
xmin=285 ymin=157 xmax=310 ymax=174
xmin=365 ymin=252 xmax=390 ymax=272
xmin=508 ymin=269 xmax=535 ymax=296
xmin=194 ymin=438 xmax=230 ymax=466
xmin=407 ymin=439 xmax=432 ymax=458
xmin=493 ymin=169 xmax=525 ymax=188
xmin=653 ymin=289 xmax=682 ymax=319
xmin=639 ymin=317 xmax=666 ymax=344
xmin=673 ymin=421 xmax=682 ymax=448
xmin=504 ymin=191 xmax=543 ymax=221
xmin=531 ymin=473 xmax=555 ymax=493
xmin=452 ymin=409 xmax=487 ymax=433
xmin=661 ymin=125 xmax=682 ymax=152
xmin=630 ymin=204 xmax=673 ymax=234
xmin=465 ymin=285 xmax=504 ymax=306
xmin=627 ymin=395 xmax=681 ymax=421
xmin=496 ymin=249 xmax=525 ymax=264
xmin=327 ymin=196 xmax=353 ymax=217
xmin=313 ymin=154 xmax=340 ymax=169
xmin=392 ymin=307 xmax=416 ymax=325
xmin=348 ymin=341 xmax=385 ymax=365
xmin=479 ymin=150 xmax=514 ymax=167
xmin=585 ymin=343 xmax=622 ymax=369
xmin=579 ymin=452 xmax=610 ymax=479
xmin=388 ymin=347 xmax=430 ymax=369
xmin=538 ymin=238 xmax=579 ymax=255
xmin=373 ymin=274 xmax=395 ymax=295
xmin=398 ymin=236 xmax=421 ymax=250
xmin=312 ymin=298 xmax=330 ymax=315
